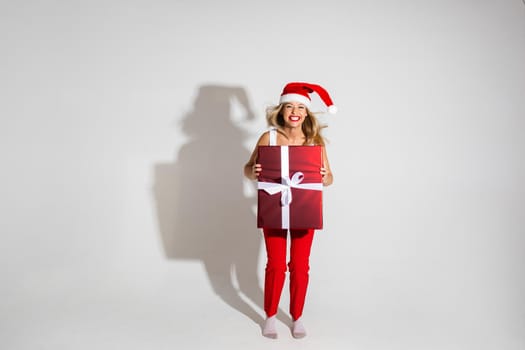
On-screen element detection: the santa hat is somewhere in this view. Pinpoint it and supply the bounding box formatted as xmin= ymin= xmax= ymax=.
xmin=279 ymin=82 xmax=337 ymax=114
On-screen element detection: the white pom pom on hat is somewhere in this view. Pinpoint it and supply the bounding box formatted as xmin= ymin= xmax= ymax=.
xmin=278 ymin=82 xmax=337 ymax=114
xmin=327 ymin=105 xmax=338 ymax=114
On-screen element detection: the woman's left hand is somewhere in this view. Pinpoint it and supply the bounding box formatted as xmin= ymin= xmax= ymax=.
xmin=320 ymin=167 xmax=328 ymax=183
xmin=320 ymin=167 xmax=333 ymax=186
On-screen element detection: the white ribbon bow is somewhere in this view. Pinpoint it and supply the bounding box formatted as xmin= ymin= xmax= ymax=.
xmin=258 ymin=172 xmax=323 ymax=206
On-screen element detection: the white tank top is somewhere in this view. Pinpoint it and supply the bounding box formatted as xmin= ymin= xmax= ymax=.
xmin=269 ymin=127 xmax=277 ymax=146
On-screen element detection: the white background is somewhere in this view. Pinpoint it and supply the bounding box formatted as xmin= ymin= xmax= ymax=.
xmin=1 ymin=1 xmax=524 ymax=349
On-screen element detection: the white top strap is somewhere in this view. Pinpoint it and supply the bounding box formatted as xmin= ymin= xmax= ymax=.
xmin=269 ymin=127 xmax=277 ymax=146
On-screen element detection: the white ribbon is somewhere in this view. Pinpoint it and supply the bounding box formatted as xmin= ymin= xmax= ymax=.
xmin=258 ymin=172 xmax=323 ymax=207
xmin=258 ymin=146 xmax=323 ymax=229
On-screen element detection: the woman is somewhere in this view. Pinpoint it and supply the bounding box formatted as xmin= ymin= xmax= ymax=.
xmin=244 ymin=82 xmax=336 ymax=339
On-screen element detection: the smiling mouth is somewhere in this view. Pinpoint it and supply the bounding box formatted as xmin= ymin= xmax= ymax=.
xmin=289 ymin=115 xmax=301 ymax=122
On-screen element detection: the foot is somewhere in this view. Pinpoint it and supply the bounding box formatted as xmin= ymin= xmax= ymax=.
xmin=292 ymin=318 xmax=306 ymax=339
xmin=262 ymin=316 xmax=278 ymax=339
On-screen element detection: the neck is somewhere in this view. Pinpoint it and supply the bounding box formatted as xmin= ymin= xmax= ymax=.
xmin=282 ymin=125 xmax=302 ymax=135
xmin=282 ymin=126 xmax=305 ymax=145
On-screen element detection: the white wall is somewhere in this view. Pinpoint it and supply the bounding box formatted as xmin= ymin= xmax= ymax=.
xmin=1 ymin=1 xmax=524 ymax=349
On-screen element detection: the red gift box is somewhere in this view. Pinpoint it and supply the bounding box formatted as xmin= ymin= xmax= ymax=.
xmin=257 ymin=145 xmax=323 ymax=229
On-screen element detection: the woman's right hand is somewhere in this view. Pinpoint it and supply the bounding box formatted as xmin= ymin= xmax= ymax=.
xmin=252 ymin=163 xmax=262 ymax=179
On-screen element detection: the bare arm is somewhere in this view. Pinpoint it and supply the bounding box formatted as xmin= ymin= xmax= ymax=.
xmin=320 ymin=146 xmax=333 ymax=186
xmin=244 ymin=132 xmax=270 ymax=180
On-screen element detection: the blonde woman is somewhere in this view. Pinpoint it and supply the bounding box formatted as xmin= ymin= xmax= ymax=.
xmin=244 ymin=82 xmax=336 ymax=339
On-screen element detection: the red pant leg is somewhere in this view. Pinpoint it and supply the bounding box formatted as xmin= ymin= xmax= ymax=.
xmin=289 ymin=229 xmax=315 ymax=321
xmin=263 ymin=228 xmax=287 ymax=318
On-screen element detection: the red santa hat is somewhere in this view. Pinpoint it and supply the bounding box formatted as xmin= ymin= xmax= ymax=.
xmin=279 ymin=82 xmax=337 ymax=114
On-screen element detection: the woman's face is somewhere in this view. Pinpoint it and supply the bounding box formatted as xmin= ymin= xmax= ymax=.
xmin=281 ymin=102 xmax=307 ymax=128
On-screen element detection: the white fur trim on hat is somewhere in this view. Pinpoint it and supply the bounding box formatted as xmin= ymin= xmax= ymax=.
xmin=327 ymin=105 xmax=338 ymax=114
xmin=279 ymin=93 xmax=311 ymax=107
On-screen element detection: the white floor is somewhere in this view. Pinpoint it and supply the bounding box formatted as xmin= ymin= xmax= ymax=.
xmin=2 ymin=254 xmax=524 ymax=350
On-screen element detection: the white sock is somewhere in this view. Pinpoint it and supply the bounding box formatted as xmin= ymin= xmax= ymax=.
xmin=292 ymin=318 xmax=307 ymax=339
xmin=262 ymin=315 xmax=278 ymax=339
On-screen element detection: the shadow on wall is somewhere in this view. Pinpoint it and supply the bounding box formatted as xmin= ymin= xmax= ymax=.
xmin=152 ymin=85 xmax=264 ymax=325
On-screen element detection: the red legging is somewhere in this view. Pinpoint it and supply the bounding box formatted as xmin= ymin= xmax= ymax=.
xmin=263 ymin=228 xmax=315 ymax=321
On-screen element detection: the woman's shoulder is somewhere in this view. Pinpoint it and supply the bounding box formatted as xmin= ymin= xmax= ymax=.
xmin=256 ymin=131 xmax=271 ymax=146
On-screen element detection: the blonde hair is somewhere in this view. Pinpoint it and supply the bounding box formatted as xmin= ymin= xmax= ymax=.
xmin=266 ymin=104 xmax=327 ymax=146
